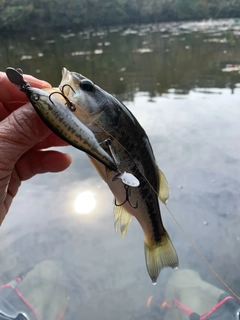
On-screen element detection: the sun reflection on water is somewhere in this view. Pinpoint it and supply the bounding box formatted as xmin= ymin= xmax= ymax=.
xmin=74 ymin=191 xmax=96 ymax=214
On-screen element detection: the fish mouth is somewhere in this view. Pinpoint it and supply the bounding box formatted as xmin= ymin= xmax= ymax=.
xmin=61 ymin=67 xmax=71 ymax=83
xmin=59 ymin=67 xmax=74 ymax=95
xmin=40 ymin=68 xmax=74 ymax=104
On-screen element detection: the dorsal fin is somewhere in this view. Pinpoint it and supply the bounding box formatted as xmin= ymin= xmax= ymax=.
xmin=158 ymin=168 xmax=170 ymax=204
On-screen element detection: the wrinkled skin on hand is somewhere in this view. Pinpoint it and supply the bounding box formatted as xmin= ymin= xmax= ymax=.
xmin=0 ymin=72 xmax=72 ymax=224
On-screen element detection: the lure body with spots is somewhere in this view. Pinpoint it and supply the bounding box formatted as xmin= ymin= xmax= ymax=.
xmin=25 ymin=87 xmax=118 ymax=171
xmin=59 ymin=68 xmax=179 ymax=283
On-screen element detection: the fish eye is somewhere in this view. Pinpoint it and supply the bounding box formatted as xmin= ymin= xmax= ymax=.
xmin=80 ymin=79 xmax=94 ymax=91
xmin=32 ymin=93 xmax=39 ymax=101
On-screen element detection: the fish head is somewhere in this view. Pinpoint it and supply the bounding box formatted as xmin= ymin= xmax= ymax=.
xmin=59 ymin=68 xmax=121 ymax=117
xmin=59 ymin=68 xmax=102 ymax=114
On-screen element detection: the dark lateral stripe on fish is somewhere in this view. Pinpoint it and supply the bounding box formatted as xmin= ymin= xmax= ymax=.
xmin=138 ymin=179 xmax=163 ymax=242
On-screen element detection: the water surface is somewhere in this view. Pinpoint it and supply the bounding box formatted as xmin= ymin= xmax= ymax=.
xmin=0 ymin=19 xmax=240 ymax=319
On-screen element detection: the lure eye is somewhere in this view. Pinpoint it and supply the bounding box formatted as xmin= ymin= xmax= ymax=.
xmin=32 ymin=93 xmax=39 ymax=101
xmin=80 ymin=79 xmax=94 ymax=91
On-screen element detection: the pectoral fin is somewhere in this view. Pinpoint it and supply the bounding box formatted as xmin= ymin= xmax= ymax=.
xmin=114 ymin=203 xmax=132 ymax=237
xmin=158 ymin=168 xmax=170 ymax=204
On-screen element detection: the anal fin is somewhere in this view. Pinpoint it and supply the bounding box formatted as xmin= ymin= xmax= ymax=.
xmin=114 ymin=203 xmax=132 ymax=238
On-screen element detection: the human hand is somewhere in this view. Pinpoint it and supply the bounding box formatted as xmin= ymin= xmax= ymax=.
xmin=0 ymin=71 xmax=72 ymax=224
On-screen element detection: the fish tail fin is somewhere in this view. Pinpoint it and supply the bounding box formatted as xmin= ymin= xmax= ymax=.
xmin=144 ymin=232 xmax=179 ymax=284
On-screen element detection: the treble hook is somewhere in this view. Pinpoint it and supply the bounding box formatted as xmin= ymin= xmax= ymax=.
xmin=49 ymin=91 xmax=76 ymax=112
xmin=115 ymin=184 xmax=138 ymax=209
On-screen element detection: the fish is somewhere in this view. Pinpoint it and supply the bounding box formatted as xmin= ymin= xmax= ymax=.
xmin=23 ymin=85 xmax=118 ymax=172
xmin=59 ymin=68 xmax=179 ymax=283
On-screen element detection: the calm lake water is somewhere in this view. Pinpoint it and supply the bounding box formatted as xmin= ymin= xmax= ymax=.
xmin=0 ymin=19 xmax=240 ymax=319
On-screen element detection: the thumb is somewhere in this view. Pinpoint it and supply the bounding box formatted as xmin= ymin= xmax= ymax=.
xmin=0 ymin=103 xmax=51 ymax=172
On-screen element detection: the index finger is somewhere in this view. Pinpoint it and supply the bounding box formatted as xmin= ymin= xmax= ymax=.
xmin=0 ymin=71 xmax=51 ymax=106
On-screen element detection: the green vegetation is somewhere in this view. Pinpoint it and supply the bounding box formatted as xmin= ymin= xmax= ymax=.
xmin=1 ymin=0 xmax=240 ymax=34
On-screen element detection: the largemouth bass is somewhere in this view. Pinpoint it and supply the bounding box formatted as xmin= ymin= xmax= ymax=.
xmin=59 ymin=68 xmax=179 ymax=283
xmin=5 ymin=67 xmax=118 ymax=172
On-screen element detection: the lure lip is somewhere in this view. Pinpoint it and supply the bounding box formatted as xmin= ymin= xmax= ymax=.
xmin=6 ymin=67 xmax=31 ymax=92
xmin=6 ymin=67 xmax=24 ymax=86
